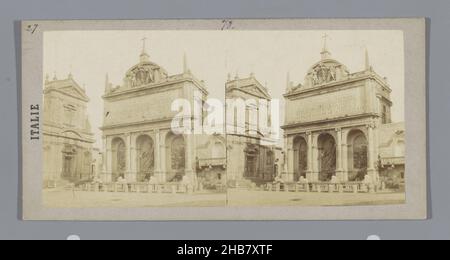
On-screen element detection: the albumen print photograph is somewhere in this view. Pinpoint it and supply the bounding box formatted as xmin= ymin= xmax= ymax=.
xmin=41 ymin=30 xmax=406 ymax=209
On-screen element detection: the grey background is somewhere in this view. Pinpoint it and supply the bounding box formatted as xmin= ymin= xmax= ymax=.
xmin=0 ymin=0 xmax=446 ymax=240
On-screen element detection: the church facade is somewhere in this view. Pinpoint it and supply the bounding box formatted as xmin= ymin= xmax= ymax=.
xmin=281 ymin=44 xmax=405 ymax=187
xmin=43 ymin=75 xmax=96 ymax=187
xmin=226 ymin=75 xmax=280 ymax=187
xmin=100 ymin=46 xmax=226 ymax=189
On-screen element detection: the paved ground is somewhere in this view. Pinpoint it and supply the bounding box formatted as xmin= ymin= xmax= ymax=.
xmin=227 ymin=189 xmax=406 ymax=207
xmin=43 ymin=189 xmax=228 ymax=208
xmin=43 ymin=189 xmax=405 ymax=208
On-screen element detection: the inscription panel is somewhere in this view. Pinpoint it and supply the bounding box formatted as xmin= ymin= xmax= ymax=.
xmin=104 ymin=88 xmax=183 ymax=126
xmin=287 ymin=87 xmax=367 ymax=124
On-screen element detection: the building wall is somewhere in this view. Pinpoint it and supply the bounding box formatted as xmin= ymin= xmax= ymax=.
xmin=103 ymin=85 xmax=184 ymax=127
xmin=225 ymin=76 xmax=278 ymax=185
xmin=43 ymin=77 xmax=95 ymax=186
xmin=102 ymin=59 xmax=210 ymax=186
xmin=282 ymin=56 xmax=398 ymax=185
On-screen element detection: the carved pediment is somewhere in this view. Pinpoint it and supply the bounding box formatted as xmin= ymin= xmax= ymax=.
xmin=240 ymin=84 xmax=270 ymax=100
xmin=59 ymin=86 xmax=88 ymax=100
xmin=45 ymin=79 xmax=89 ymax=101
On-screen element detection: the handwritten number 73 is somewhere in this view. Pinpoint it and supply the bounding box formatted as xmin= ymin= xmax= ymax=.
xmin=221 ymin=20 xmax=234 ymax=30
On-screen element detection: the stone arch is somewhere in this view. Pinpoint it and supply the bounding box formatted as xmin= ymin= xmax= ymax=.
xmin=293 ymin=136 xmax=308 ymax=181
xmin=318 ymin=133 xmax=336 ymax=182
xmin=112 ymin=137 xmax=126 ymax=182
xmin=166 ymin=132 xmax=186 ymax=182
xmin=136 ymin=135 xmax=155 ymax=182
xmin=347 ymin=129 xmax=368 ymax=181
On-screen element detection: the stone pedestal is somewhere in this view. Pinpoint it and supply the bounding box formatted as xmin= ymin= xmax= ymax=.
xmin=126 ymin=172 xmax=137 ymax=183
xmin=365 ymin=169 xmax=379 ymax=185
xmin=102 ymin=172 xmax=112 ymax=182
xmin=307 ymin=171 xmax=319 ymax=182
xmin=154 ymin=172 xmax=166 ymax=183
xmin=336 ymin=170 xmax=345 ymax=182
xmin=283 ymin=171 xmax=294 ymax=182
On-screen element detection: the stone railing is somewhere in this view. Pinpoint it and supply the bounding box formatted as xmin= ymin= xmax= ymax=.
xmin=76 ymin=182 xmax=194 ymax=194
xmin=265 ymin=182 xmax=375 ymax=193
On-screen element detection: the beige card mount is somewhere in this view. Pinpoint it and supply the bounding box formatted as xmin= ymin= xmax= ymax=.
xmin=21 ymin=19 xmax=427 ymax=220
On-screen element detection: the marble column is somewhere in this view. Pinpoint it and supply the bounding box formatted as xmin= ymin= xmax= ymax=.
xmin=130 ymin=134 xmax=137 ymax=181
xmin=105 ymin=136 xmax=113 ymax=182
xmin=125 ymin=134 xmax=136 ymax=182
xmin=341 ymin=129 xmax=349 ymax=182
xmin=311 ymin=133 xmax=319 ymax=182
xmin=101 ymin=136 xmax=107 ymax=179
xmin=282 ymin=136 xmax=288 ymax=174
xmin=306 ymin=132 xmax=313 ymax=181
xmin=366 ymin=124 xmax=378 ymax=183
xmin=159 ymin=130 xmax=167 ymax=182
xmin=185 ymin=133 xmax=196 ymax=184
xmin=286 ymin=136 xmax=295 ymax=182
xmin=154 ymin=130 xmax=165 ymax=183
xmin=335 ymin=128 xmax=344 ymax=182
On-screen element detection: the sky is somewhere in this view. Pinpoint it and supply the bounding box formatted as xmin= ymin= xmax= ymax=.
xmin=44 ymin=30 xmax=404 ymax=148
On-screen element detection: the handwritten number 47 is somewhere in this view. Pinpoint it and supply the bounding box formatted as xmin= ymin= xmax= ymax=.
xmin=26 ymin=24 xmax=39 ymax=34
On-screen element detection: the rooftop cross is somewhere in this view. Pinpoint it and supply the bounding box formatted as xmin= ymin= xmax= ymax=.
xmin=141 ymin=37 xmax=148 ymax=54
xmin=321 ymin=33 xmax=332 ymax=60
xmin=140 ymin=37 xmax=150 ymax=62
xmin=322 ymin=33 xmax=330 ymax=51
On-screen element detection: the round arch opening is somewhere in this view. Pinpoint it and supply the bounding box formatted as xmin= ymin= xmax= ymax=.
xmin=318 ymin=133 xmax=336 ymax=182
xmin=111 ymin=137 xmax=126 ymax=182
xmin=347 ymin=130 xmax=368 ymax=181
xmin=136 ymin=135 xmax=155 ymax=182
xmin=293 ymin=136 xmax=308 ymax=182
xmin=165 ymin=133 xmax=186 ymax=182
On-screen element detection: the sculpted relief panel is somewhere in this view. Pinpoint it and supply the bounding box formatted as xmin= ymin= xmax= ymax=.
xmin=311 ymin=63 xmax=337 ymax=85
xmin=303 ymin=61 xmax=349 ymax=88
